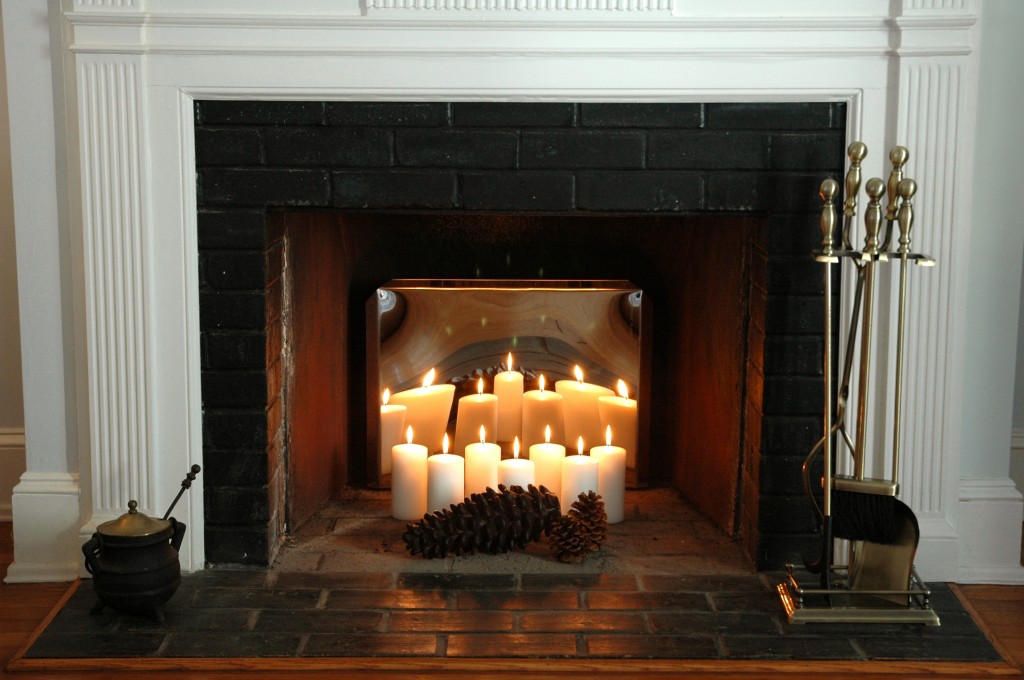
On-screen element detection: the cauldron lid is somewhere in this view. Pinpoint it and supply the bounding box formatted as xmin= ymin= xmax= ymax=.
xmin=97 ymin=500 xmax=172 ymax=538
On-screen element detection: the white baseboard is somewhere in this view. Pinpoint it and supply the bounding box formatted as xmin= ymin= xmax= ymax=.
xmin=0 ymin=428 xmax=26 ymax=522
xmin=955 ymin=477 xmax=1024 ymax=584
xmin=4 ymin=471 xmax=81 ymax=584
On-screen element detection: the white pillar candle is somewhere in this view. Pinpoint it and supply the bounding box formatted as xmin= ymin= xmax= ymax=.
xmin=590 ymin=426 xmax=626 ymax=524
xmin=494 ymin=353 xmax=524 ymax=443
xmin=391 ymin=426 xmax=428 ymax=520
xmin=453 ymin=378 xmax=498 ymax=455
xmin=389 ymin=369 xmax=455 ymax=453
xmin=521 ymin=375 xmax=565 ymax=451
xmin=465 ymin=426 xmax=501 ymax=495
xmin=561 ymin=436 xmax=599 ymax=510
xmin=598 ymin=379 xmax=639 ymax=470
xmin=379 ymin=388 xmax=407 ymax=476
xmin=529 ymin=425 xmax=565 ymax=498
xmin=498 ymin=437 xmax=535 ymax=489
xmin=556 ymin=366 xmax=613 ymax=452
xmin=427 ymin=434 xmax=465 ymax=514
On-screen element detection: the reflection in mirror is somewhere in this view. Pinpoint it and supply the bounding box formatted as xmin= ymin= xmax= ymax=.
xmin=367 ymin=280 xmax=646 ymax=488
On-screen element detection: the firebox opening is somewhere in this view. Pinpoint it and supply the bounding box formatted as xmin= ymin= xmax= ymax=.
xmin=270 ymin=210 xmax=766 ymax=562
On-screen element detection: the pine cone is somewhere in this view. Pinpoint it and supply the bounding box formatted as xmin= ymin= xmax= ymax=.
xmin=549 ymin=491 xmax=608 ymax=564
xmin=402 ymin=484 xmax=561 ymax=559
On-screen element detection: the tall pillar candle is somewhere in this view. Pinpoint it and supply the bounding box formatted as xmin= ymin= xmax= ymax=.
xmin=389 ymin=369 xmax=455 ymax=453
xmin=465 ymin=426 xmax=500 ymax=495
xmin=555 ymin=366 xmax=613 ymax=451
xmin=379 ymin=388 xmax=407 ymax=476
xmin=521 ymin=375 xmax=565 ymax=451
xmin=561 ymin=437 xmax=598 ymax=510
xmin=427 ymin=435 xmax=465 ymax=514
xmin=494 ymin=353 xmax=524 ymax=443
xmin=590 ymin=426 xmax=626 ymax=523
xmin=453 ymin=378 xmax=498 ymax=455
xmin=498 ymin=437 xmax=535 ymax=489
xmin=391 ymin=426 xmax=428 ymax=520
xmin=598 ymin=379 xmax=639 ymax=470
xmin=529 ymin=425 xmax=565 ymax=498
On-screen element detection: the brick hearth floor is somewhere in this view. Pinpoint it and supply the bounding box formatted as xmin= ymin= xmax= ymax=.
xmin=22 ymin=488 xmax=1002 ymax=662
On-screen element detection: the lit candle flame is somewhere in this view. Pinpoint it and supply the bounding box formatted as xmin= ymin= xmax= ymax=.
xmin=507 ymin=352 xmax=513 ymax=372
xmin=382 ymin=388 xmax=391 ymax=406
xmin=617 ymin=379 xmax=629 ymax=400
xmin=442 ymin=433 xmax=449 ymax=454
xmin=513 ymin=436 xmax=521 ymax=460
xmin=605 ymin=425 xmax=613 ymax=446
xmin=577 ymin=436 xmax=585 ymax=455
xmin=405 ymin=426 xmax=414 ymax=445
xmin=477 ymin=378 xmax=484 ymax=395
xmin=479 ymin=425 xmax=486 ymax=444
xmin=539 ymin=375 xmax=546 ymax=392
xmin=544 ymin=425 xmax=551 ymax=444
xmin=574 ymin=365 xmax=584 ymax=383
xmin=422 ymin=368 xmax=436 ymax=388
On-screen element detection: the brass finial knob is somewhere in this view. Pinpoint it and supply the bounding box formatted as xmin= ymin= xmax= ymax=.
xmin=128 ymin=500 xmax=138 ymax=514
xmin=819 ymin=179 xmax=839 ymax=258
xmin=885 ymin=146 xmax=909 ymax=221
xmin=863 ymin=177 xmax=885 ymax=256
xmin=843 ymin=142 xmax=867 ymax=219
xmin=897 ymin=178 xmax=917 ymax=253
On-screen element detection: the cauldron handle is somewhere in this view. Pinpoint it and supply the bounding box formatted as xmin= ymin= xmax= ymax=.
xmin=169 ymin=518 xmax=187 ymax=552
xmin=82 ymin=534 xmax=102 ymax=575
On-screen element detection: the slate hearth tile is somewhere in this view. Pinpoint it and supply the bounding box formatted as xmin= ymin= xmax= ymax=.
xmin=163 ymin=632 xmax=301 ymax=657
xmin=586 ymin=591 xmax=709 ymax=611
xmin=853 ymin=635 xmax=1005 ymax=662
xmin=191 ymin=587 xmax=321 ymax=609
xmin=710 ymin=591 xmax=788 ymax=613
xmin=519 ymin=611 xmax=645 ymax=633
xmin=303 ymin=633 xmax=440 ymax=657
xmin=389 ymin=610 xmax=515 ymax=633
xmin=275 ymin=571 xmax=393 ymax=590
xmin=446 ymin=633 xmax=578 ymax=657
xmin=116 ymin=607 xmax=252 ymax=633
xmin=520 ymin=573 xmax=639 ymax=591
xmin=723 ymin=635 xmax=862 ymax=660
xmin=649 ymin=612 xmax=779 ymax=636
xmin=397 ymin=573 xmax=515 ymax=591
xmin=324 ymin=589 xmax=451 ymax=610
xmin=641 ymin=575 xmax=768 ymax=593
xmin=24 ymin=632 xmax=167 ymax=659
xmin=253 ymin=609 xmax=383 ymax=633
xmin=585 ymin=634 xmax=719 ymax=659
xmin=455 ymin=590 xmax=579 ymax=611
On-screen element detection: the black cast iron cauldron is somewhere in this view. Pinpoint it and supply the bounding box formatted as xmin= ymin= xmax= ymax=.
xmin=82 ymin=500 xmax=185 ymax=622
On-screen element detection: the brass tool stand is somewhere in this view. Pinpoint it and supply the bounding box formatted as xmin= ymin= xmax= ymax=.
xmin=778 ymin=143 xmax=938 ymax=626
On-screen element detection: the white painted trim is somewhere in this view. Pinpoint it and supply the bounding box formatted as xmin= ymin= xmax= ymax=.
xmin=0 ymin=428 xmax=26 ymax=522
xmin=955 ymin=478 xmax=1024 ymax=584
xmin=4 ymin=472 xmax=82 ymax=583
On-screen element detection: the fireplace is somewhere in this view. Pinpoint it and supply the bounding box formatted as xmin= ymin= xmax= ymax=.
xmin=196 ymin=101 xmax=843 ymax=568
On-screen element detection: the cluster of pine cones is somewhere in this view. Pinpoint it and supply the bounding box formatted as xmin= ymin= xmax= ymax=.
xmin=402 ymin=484 xmax=608 ymax=564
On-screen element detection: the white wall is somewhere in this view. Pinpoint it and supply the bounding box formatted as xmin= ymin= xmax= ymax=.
xmin=0 ymin=5 xmax=25 ymax=521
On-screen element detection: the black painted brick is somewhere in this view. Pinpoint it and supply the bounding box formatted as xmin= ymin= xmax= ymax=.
xmin=326 ymin=102 xmax=449 ymax=127
xmin=203 ymin=409 xmax=268 ymax=451
xmin=764 ymin=336 xmax=822 ymax=375
xmin=580 ymin=103 xmax=702 ymax=129
xmin=197 ymin=210 xmax=267 ymax=249
xmin=202 ymin=371 xmax=268 ymax=408
xmin=759 ymin=495 xmax=818 ymax=534
xmin=762 ymin=376 xmax=821 ymax=415
xmin=767 ymin=214 xmax=820 ymax=256
xmin=205 ymin=486 xmax=270 ymax=524
xmin=768 ymin=258 xmax=824 ymax=295
xmin=647 ymin=131 xmax=770 ymax=170
xmin=198 ymin=100 xmax=324 ymax=126
xmin=454 ymin=102 xmax=575 ymax=127
xmin=761 ymin=416 xmax=820 ymax=458
xmin=195 ymin=127 xmax=263 ymax=166
xmin=706 ymin=102 xmax=833 ymax=130
xmin=206 ymin=331 xmax=265 ymax=369
xmin=201 ymin=450 xmax=269 ymax=486
xmin=757 ymin=532 xmax=818 ymax=568
xmin=771 ymin=132 xmax=846 ymax=170
xmin=520 ymin=131 xmax=644 ymax=169
xmin=395 ymin=129 xmax=517 ymax=168
xmin=201 ymin=168 xmax=330 ymax=207
xmin=203 ymin=525 xmax=269 ymax=565
xmin=202 ymin=251 xmax=266 ymax=290
xmin=577 ymin=171 xmax=703 ymax=211
xmin=765 ymin=294 xmax=823 ymax=335
xmin=199 ymin=291 xmax=265 ymax=330
xmin=461 ymin=172 xmax=575 ymax=211
xmin=707 ymin=172 xmax=830 ymax=213
xmin=332 ymin=170 xmax=457 ymax=209
xmin=760 ymin=454 xmax=821 ymax=496
xmin=263 ymin=127 xmax=392 ymax=167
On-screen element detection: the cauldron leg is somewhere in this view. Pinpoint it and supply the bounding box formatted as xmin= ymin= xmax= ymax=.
xmin=151 ymin=605 xmax=166 ymax=623
xmin=89 ymin=600 xmax=105 ymax=615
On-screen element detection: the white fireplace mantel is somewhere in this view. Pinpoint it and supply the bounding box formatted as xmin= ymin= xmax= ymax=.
xmin=4 ymin=0 xmax=1022 ymax=584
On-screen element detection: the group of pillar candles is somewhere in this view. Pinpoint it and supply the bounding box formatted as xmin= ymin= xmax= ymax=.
xmin=380 ymin=355 xmax=637 ymax=524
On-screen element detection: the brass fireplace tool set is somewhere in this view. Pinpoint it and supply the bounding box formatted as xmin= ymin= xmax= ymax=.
xmin=777 ymin=142 xmax=940 ymax=625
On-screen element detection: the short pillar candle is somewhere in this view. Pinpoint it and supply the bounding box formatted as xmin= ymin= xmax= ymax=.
xmin=389 ymin=369 xmax=455 ymax=453
xmin=391 ymin=426 xmax=428 ymax=520
xmin=453 ymin=378 xmax=498 ymax=455
xmin=498 ymin=437 xmax=535 ymax=489
xmin=561 ymin=436 xmax=598 ymax=510
xmin=379 ymin=388 xmax=407 ymax=476
xmin=426 ymin=434 xmax=465 ymax=514
xmin=589 ymin=426 xmax=626 ymax=523
xmin=598 ymin=379 xmax=638 ymax=471
xmin=556 ymin=366 xmax=613 ymax=452
xmin=529 ymin=425 xmax=565 ymax=498
xmin=494 ymin=353 xmax=524 ymax=443
xmin=465 ymin=426 xmax=501 ymax=495
xmin=521 ymin=375 xmax=565 ymax=451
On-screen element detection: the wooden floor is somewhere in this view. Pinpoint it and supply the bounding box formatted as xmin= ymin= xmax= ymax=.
xmin=2 ymin=522 xmax=1021 ymax=678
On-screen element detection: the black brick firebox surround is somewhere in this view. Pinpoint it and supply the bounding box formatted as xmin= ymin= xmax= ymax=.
xmin=195 ymin=101 xmax=845 ymax=568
